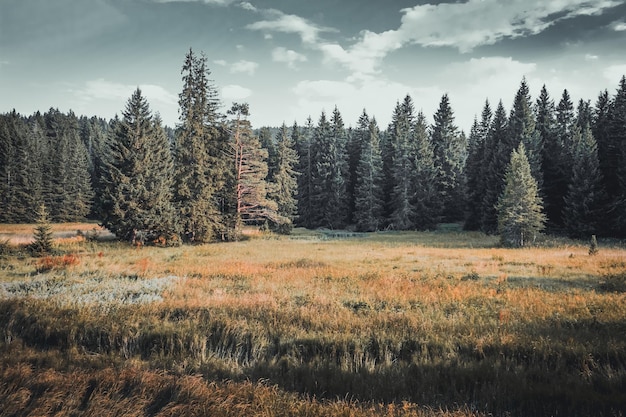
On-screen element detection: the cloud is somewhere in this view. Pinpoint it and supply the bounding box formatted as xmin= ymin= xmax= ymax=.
xmin=230 ymin=60 xmax=259 ymax=75
xmin=272 ymin=47 xmax=307 ymax=69
xmin=585 ymin=54 xmax=599 ymax=61
xmin=214 ymin=59 xmax=228 ymax=66
xmin=604 ymin=65 xmax=626 ymax=83
xmin=237 ymin=1 xmax=256 ymax=12
xmin=613 ymin=21 xmax=626 ymax=31
xmin=314 ymin=0 xmax=620 ymax=77
xmin=76 ymin=79 xmax=177 ymax=105
xmin=246 ymin=9 xmax=336 ymax=44
xmin=221 ymin=84 xmax=253 ymax=100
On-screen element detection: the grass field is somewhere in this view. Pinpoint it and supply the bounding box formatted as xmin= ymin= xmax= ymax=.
xmin=1 ymin=224 xmax=625 ymax=416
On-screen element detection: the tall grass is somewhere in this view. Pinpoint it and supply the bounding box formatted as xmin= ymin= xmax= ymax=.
xmin=1 ymin=226 xmax=625 ymax=416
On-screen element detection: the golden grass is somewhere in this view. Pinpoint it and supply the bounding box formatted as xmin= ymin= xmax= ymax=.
xmin=1 ymin=225 xmax=625 ymax=416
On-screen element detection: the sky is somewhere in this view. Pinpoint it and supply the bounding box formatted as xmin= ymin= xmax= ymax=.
xmin=1 ymin=0 xmax=626 ymax=132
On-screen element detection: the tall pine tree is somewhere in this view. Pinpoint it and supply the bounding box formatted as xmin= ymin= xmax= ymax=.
xmin=173 ymin=49 xmax=229 ymax=242
xmin=354 ymin=117 xmax=384 ymax=231
xmin=431 ymin=94 xmax=466 ymax=223
xmin=497 ymin=143 xmax=546 ymax=247
xmin=100 ymin=88 xmax=178 ymax=243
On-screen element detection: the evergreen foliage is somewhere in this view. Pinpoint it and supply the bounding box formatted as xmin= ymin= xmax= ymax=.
xmin=173 ymin=49 xmax=229 ymax=242
xmin=100 ymin=88 xmax=178 ymax=244
xmin=430 ymin=94 xmax=466 ymax=223
xmin=481 ymin=101 xmax=509 ymax=234
xmin=354 ymin=117 xmax=384 ymax=231
xmin=30 ymin=203 xmax=54 ymax=255
xmin=465 ymin=101 xmax=491 ymax=230
xmin=228 ymin=103 xmax=275 ymax=238
xmin=389 ymin=96 xmax=417 ymax=230
xmin=269 ymin=123 xmax=299 ymax=233
xmin=562 ymin=126 xmax=607 ymax=237
xmin=496 ymin=143 xmax=546 ymax=247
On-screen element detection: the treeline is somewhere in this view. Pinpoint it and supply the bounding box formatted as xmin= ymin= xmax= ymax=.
xmin=1 ymin=48 xmax=625 ymax=241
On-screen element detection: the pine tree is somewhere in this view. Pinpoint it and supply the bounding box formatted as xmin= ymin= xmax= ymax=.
xmin=100 ymin=88 xmax=178 ymax=243
xmin=173 ymin=49 xmax=229 ymax=242
xmin=411 ymin=111 xmax=439 ymax=230
xmin=509 ymin=78 xmax=543 ymax=189
xmin=481 ymin=101 xmax=509 ymax=233
xmin=228 ymin=102 xmax=275 ymax=238
xmin=354 ymin=118 xmax=384 ymax=231
xmin=389 ymin=96 xmax=417 ymax=230
xmin=496 ymin=143 xmax=546 ymax=247
xmin=294 ymin=118 xmax=315 ymax=228
xmin=269 ymin=123 xmax=299 ymax=233
xmin=465 ymin=100 xmax=492 ymax=230
xmin=347 ymin=110 xmax=369 ymax=224
xmin=431 ymin=94 xmax=466 ymax=223
xmin=562 ymin=125 xmax=607 ymax=238
xmin=610 ymin=76 xmax=626 ymax=235
xmin=30 ymin=203 xmax=53 ymax=255
xmin=258 ymin=127 xmax=277 ymax=182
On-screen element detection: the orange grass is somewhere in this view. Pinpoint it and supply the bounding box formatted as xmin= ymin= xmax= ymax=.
xmin=1 ymin=227 xmax=625 ymax=416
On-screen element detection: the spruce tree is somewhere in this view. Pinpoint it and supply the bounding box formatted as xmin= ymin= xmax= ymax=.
xmin=269 ymin=123 xmax=299 ymax=233
xmin=411 ymin=111 xmax=439 ymax=230
xmin=481 ymin=101 xmax=509 ymax=233
xmin=431 ymin=94 xmax=466 ymax=223
xmin=294 ymin=118 xmax=315 ymax=228
xmin=354 ymin=118 xmax=384 ymax=231
xmin=347 ymin=110 xmax=369 ymax=224
xmin=100 ymin=88 xmax=178 ymax=243
xmin=562 ymin=126 xmax=606 ymax=238
xmin=258 ymin=126 xmax=277 ymax=182
xmin=30 ymin=203 xmax=53 ymax=255
xmin=465 ymin=100 xmax=492 ymax=230
xmin=509 ymin=78 xmax=543 ymax=189
xmin=610 ymin=76 xmax=626 ymax=235
xmin=173 ymin=49 xmax=229 ymax=242
xmin=496 ymin=143 xmax=546 ymax=247
xmin=389 ymin=96 xmax=417 ymax=230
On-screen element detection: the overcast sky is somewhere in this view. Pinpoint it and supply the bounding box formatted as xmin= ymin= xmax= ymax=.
xmin=1 ymin=0 xmax=626 ymax=131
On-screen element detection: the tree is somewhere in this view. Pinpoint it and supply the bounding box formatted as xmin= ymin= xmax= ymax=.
xmin=509 ymin=78 xmax=543 ymax=189
xmin=562 ymin=125 xmax=607 ymax=238
xmin=30 ymin=203 xmax=53 ymax=255
xmin=294 ymin=118 xmax=315 ymax=228
xmin=481 ymin=101 xmax=509 ymax=233
xmin=496 ymin=143 xmax=546 ymax=247
xmin=100 ymin=88 xmax=178 ymax=244
xmin=465 ymin=100 xmax=492 ymax=230
xmin=354 ymin=117 xmax=384 ymax=231
xmin=410 ymin=111 xmax=439 ymax=230
xmin=389 ymin=96 xmax=417 ymax=230
xmin=431 ymin=94 xmax=466 ymax=222
xmin=173 ymin=49 xmax=229 ymax=242
xmin=269 ymin=123 xmax=299 ymax=233
xmin=228 ymin=103 xmax=275 ymax=238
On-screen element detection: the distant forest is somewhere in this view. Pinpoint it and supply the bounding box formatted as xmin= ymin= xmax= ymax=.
xmin=1 ymin=49 xmax=625 ymax=242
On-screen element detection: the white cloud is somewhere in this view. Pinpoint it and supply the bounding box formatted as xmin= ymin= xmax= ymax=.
xmin=76 ymin=79 xmax=177 ymax=105
xmin=585 ymin=54 xmax=599 ymax=61
xmin=222 ymin=84 xmax=253 ymax=100
xmin=230 ymin=60 xmax=259 ymax=75
xmin=314 ymin=0 xmax=620 ymax=77
xmin=246 ymin=9 xmax=336 ymax=44
xmin=613 ymin=21 xmax=626 ymax=31
xmin=238 ymin=1 xmax=256 ymax=12
xmin=214 ymin=59 xmax=228 ymax=66
xmin=272 ymin=47 xmax=307 ymax=69
xmin=604 ymin=65 xmax=626 ymax=83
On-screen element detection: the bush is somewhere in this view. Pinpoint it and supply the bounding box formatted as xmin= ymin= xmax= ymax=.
xmin=36 ymin=254 xmax=80 ymax=273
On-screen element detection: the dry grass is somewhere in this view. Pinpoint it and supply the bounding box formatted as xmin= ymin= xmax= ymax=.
xmin=1 ymin=225 xmax=625 ymax=416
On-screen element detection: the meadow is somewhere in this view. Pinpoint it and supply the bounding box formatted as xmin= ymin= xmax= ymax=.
xmin=1 ymin=224 xmax=625 ymax=416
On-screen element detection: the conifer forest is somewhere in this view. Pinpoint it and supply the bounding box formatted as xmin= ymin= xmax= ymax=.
xmin=1 ymin=48 xmax=626 ymax=244
xmin=3 ymin=48 xmax=626 ymax=417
